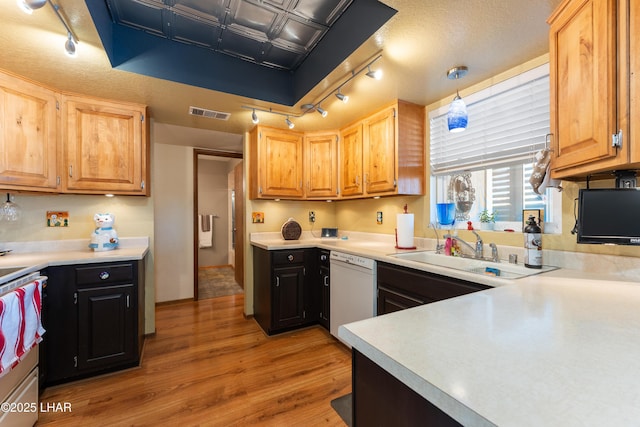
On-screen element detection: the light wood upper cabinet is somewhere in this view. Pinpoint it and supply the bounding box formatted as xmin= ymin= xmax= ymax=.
xmin=62 ymin=94 xmax=149 ymax=195
xmin=339 ymin=122 xmax=364 ymax=197
xmin=249 ymin=126 xmax=304 ymax=199
xmin=305 ymin=131 xmax=339 ymax=199
xmin=364 ymin=106 xmax=396 ymax=194
xmin=0 ymin=70 xmax=60 ymax=192
xmin=248 ymin=100 xmax=424 ymax=201
xmin=548 ymin=0 xmax=639 ymax=178
xmin=340 ymin=100 xmax=425 ymax=198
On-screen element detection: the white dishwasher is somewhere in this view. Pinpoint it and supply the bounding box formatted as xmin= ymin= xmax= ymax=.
xmin=329 ymin=251 xmax=376 ymax=347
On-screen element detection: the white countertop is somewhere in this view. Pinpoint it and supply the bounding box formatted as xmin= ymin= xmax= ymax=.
xmin=252 ymin=231 xmax=640 ymax=425
xmin=339 ymin=277 xmax=640 ymax=426
xmin=0 ymin=237 xmax=149 ymax=285
xmin=250 ymin=232 xmax=635 ymax=287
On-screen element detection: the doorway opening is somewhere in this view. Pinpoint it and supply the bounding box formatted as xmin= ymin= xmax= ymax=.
xmin=193 ymin=149 xmax=244 ymax=301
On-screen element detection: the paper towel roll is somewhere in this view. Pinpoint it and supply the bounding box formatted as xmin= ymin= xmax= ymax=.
xmin=396 ymin=213 xmax=414 ymax=248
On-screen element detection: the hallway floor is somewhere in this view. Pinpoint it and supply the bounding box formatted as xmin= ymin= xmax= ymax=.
xmin=198 ymin=265 xmax=244 ymax=300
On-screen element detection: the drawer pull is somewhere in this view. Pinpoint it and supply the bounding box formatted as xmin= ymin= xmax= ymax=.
xmin=99 ymin=271 xmax=110 ymax=280
xmin=287 ymin=254 xmax=294 ymax=262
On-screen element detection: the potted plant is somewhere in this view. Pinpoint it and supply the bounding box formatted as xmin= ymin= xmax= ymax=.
xmin=479 ymin=209 xmax=496 ymax=230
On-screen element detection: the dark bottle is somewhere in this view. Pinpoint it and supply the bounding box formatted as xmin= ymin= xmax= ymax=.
xmin=524 ymin=215 xmax=542 ymax=269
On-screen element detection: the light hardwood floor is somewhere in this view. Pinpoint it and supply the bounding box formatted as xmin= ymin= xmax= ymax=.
xmin=38 ymin=294 xmax=352 ymax=426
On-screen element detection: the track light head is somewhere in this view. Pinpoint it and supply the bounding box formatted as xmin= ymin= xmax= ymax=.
xmin=17 ymin=0 xmax=46 ymax=14
xmin=366 ymin=66 xmax=382 ymax=80
xmin=285 ymin=117 xmax=294 ymax=129
xmin=335 ymin=90 xmax=349 ymax=103
xmin=316 ymin=106 xmax=328 ymax=118
xmin=64 ymin=33 xmax=76 ymax=57
xmin=251 ymin=109 xmax=259 ymax=124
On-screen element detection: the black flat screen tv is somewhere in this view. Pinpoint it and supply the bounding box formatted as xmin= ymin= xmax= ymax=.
xmin=578 ymin=188 xmax=640 ymax=245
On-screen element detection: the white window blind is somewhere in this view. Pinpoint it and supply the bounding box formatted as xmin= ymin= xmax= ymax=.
xmin=430 ymin=64 xmax=550 ymax=176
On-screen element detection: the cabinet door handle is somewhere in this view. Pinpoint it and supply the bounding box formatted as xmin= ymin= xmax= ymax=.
xmin=126 ymin=295 xmax=130 ymax=308
xmin=69 ymin=165 xmax=73 ymax=177
xmin=276 ymin=276 xmax=280 ymax=287
xmin=355 ymin=175 xmax=359 ymax=185
xmin=73 ymin=356 xmax=78 ymax=368
xmin=323 ymin=276 xmax=329 ymax=286
xmin=73 ymin=292 xmax=77 ymax=305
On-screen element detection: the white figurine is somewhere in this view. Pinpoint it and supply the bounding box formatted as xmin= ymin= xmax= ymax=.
xmin=89 ymin=213 xmax=119 ymax=251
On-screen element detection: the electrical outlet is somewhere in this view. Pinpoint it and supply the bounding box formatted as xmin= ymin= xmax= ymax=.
xmin=377 ymin=211 xmax=383 ymax=224
xmin=309 ymin=211 xmax=316 ymax=223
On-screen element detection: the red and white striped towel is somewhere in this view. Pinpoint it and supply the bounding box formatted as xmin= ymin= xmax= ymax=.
xmin=0 ymin=279 xmax=46 ymax=378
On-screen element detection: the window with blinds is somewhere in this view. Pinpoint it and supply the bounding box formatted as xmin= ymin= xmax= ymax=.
xmin=429 ymin=64 xmax=560 ymax=231
xmin=429 ymin=64 xmax=550 ymax=176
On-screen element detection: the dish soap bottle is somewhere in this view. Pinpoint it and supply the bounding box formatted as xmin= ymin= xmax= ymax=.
xmin=524 ymin=215 xmax=542 ymax=269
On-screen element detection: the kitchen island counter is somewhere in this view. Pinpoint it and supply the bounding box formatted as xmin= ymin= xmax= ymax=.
xmin=339 ymin=276 xmax=640 ymax=426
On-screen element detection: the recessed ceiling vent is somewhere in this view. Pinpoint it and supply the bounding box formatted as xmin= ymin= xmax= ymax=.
xmin=189 ymin=106 xmax=230 ymax=120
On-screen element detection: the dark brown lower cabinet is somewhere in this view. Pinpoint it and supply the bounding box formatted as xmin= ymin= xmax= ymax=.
xmin=377 ymin=262 xmax=491 ymax=315
xmin=43 ymin=260 xmax=144 ymax=386
xmin=253 ymin=247 xmax=318 ymax=335
xmin=353 ymin=349 xmax=462 ymax=427
xmin=77 ymin=283 xmax=135 ymax=370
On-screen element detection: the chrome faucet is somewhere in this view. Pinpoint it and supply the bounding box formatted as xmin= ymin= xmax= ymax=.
xmin=489 ymin=243 xmax=500 ymax=263
xmin=453 ymin=230 xmax=484 ymax=259
xmin=471 ymin=230 xmax=483 ymax=259
xmin=429 ymin=222 xmax=443 ymax=253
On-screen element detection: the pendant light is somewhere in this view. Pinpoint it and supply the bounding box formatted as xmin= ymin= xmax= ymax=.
xmin=0 ymin=193 xmax=21 ymax=222
xmin=447 ymin=66 xmax=469 ymax=133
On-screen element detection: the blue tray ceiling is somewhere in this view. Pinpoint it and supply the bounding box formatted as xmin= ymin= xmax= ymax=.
xmin=85 ymin=0 xmax=397 ymax=105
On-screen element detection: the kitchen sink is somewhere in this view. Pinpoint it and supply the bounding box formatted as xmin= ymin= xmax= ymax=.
xmin=389 ymin=251 xmax=557 ymax=279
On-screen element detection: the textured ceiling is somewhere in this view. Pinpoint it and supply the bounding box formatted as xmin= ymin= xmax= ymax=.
xmin=0 ymin=0 xmax=563 ymax=152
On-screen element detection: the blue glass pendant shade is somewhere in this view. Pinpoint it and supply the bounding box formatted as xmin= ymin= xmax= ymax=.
xmin=447 ymin=94 xmax=468 ymax=133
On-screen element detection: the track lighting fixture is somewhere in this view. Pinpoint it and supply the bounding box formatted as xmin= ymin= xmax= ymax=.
xmin=17 ymin=0 xmax=46 ymax=14
xmin=18 ymin=0 xmax=79 ymax=57
xmin=65 ymin=32 xmax=76 ymax=57
xmin=366 ymin=65 xmax=383 ymax=80
xmin=316 ymin=106 xmax=328 ymax=118
xmin=285 ymin=116 xmax=295 ymax=129
xmin=242 ymin=53 xmax=383 ymax=127
xmin=446 ymin=66 xmax=469 ymax=133
xmin=335 ymin=89 xmax=349 ymax=103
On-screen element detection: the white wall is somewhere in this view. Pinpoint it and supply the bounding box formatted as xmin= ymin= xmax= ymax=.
xmin=153 ymin=143 xmax=195 ymax=302
xmin=0 ymin=193 xmax=156 ymax=333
